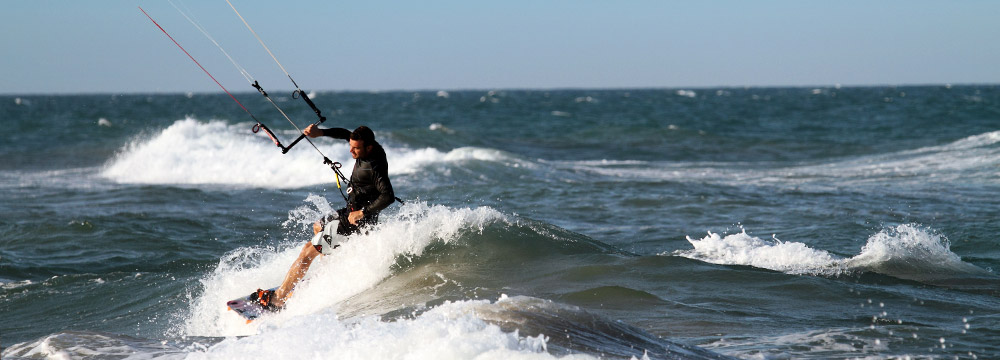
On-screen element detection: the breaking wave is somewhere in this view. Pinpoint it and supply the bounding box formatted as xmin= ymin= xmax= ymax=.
xmin=674 ymin=224 xmax=996 ymax=286
xmin=101 ymin=118 xmax=524 ymax=189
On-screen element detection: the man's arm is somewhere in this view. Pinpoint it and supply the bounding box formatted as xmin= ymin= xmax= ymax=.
xmin=304 ymin=124 xmax=350 ymax=141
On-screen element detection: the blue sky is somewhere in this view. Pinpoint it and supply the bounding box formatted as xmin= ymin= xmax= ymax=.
xmin=2 ymin=1 xmax=999 ymax=94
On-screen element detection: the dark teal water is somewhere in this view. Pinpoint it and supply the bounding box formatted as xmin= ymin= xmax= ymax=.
xmin=2 ymin=87 xmax=999 ymax=359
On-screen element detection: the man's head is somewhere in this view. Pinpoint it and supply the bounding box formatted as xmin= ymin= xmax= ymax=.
xmin=349 ymin=126 xmax=376 ymax=159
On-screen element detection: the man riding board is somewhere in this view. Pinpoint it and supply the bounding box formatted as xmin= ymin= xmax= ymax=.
xmin=249 ymin=124 xmax=395 ymax=310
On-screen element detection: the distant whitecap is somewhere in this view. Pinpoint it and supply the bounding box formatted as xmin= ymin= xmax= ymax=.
xmin=428 ymin=123 xmax=455 ymax=134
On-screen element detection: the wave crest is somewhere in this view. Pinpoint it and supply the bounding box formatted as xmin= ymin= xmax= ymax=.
xmin=675 ymin=229 xmax=842 ymax=275
xmin=845 ymin=224 xmax=993 ymax=282
xmin=674 ymin=224 xmax=994 ymax=284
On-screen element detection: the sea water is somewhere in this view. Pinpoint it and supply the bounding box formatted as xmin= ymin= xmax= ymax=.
xmin=2 ymin=87 xmax=998 ymax=359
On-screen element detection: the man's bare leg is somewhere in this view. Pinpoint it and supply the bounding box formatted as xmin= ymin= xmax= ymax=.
xmin=271 ymin=221 xmax=325 ymax=308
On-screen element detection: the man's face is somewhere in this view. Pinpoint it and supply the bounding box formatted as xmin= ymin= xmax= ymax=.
xmin=349 ymin=139 xmax=369 ymax=159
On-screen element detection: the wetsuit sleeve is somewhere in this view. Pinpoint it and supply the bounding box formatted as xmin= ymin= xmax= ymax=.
xmin=363 ymin=160 xmax=395 ymax=215
xmin=321 ymin=127 xmax=352 ymax=141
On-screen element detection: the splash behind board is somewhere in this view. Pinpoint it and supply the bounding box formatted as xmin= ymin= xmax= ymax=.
xmin=226 ymin=287 xmax=277 ymax=323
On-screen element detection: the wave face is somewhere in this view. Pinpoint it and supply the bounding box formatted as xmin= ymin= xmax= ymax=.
xmin=4 ymin=87 xmax=1000 ymax=359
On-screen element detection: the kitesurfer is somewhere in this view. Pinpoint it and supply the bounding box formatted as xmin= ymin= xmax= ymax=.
xmin=249 ymin=125 xmax=395 ymax=310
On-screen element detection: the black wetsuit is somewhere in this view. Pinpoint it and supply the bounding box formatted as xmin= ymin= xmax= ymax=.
xmin=320 ymin=128 xmax=395 ymax=236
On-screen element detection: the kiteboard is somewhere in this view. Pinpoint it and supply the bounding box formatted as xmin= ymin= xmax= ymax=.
xmin=226 ymin=287 xmax=278 ymax=323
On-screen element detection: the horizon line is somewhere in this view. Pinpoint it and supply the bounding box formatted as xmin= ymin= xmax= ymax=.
xmin=2 ymin=82 xmax=997 ymax=97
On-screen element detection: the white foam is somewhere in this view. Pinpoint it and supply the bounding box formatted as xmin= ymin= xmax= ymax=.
xmin=102 ymin=118 xmax=342 ymax=188
xmin=390 ymin=146 xmax=530 ymax=174
xmin=182 ymin=200 xmax=508 ymax=337
xmin=185 ymin=298 xmax=592 ymax=360
xmin=101 ymin=118 xmax=522 ymax=189
xmin=676 ymin=229 xmax=842 ymax=275
xmin=675 ymin=224 xmax=993 ymax=281
xmin=676 ymin=90 xmax=697 ymax=98
xmin=1 ymin=279 xmax=34 ymax=291
xmin=428 ymin=122 xmax=455 ymax=133
xmin=791 ymin=130 xmax=1000 ymax=185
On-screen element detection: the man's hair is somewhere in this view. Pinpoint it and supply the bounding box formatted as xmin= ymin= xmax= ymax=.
xmin=350 ymin=126 xmax=376 ymax=146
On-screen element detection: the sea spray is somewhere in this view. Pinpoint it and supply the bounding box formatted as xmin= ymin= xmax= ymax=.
xmin=844 ymin=224 xmax=993 ymax=282
xmin=182 ymin=200 xmax=508 ymax=337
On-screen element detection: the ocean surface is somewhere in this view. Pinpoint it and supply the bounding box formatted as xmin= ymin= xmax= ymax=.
xmin=2 ymin=86 xmax=998 ymax=359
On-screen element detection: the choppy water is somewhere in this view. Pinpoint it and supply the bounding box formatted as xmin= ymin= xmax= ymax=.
xmin=2 ymin=86 xmax=999 ymax=359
